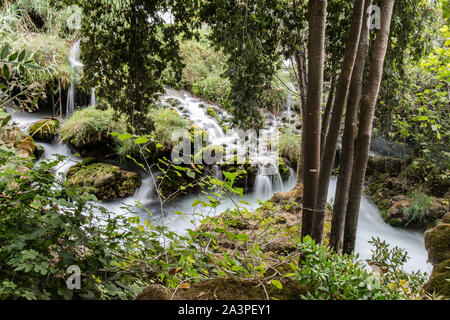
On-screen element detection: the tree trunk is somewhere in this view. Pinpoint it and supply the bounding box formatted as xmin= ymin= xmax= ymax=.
xmin=301 ymin=0 xmax=327 ymax=239
xmin=311 ymin=0 xmax=365 ymax=243
xmin=320 ymin=70 xmax=336 ymax=158
xmin=330 ymin=0 xmax=372 ymax=254
xmin=343 ymin=0 xmax=395 ymax=254
xmin=294 ymin=50 xmax=307 ymax=187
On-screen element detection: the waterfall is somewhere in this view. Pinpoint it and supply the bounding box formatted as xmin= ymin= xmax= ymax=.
xmin=90 ymin=88 xmax=96 ymax=106
xmin=66 ymin=40 xmax=83 ymax=117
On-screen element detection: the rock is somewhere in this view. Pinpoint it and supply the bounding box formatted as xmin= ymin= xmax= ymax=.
xmin=424 ymin=259 xmax=450 ymax=297
xmin=135 ymin=284 xmax=171 ymax=300
xmin=366 ymin=156 xmax=403 ymax=176
xmin=220 ymin=160 xmax=258 ymax=192
xmin=441 ymin=213 xmax=450 ymax=224
xmin=66 ymin=158 xmax=142 ymax=201
xmin=424 ymin=216 xmax=450 ymax=297
xmin=0 ymin=126 xmax=38 ymax=161
xmin=424 ymin=223 xmax=450 ymax=266
xmin=206 ymin=107 xmax=216 ymax=119
xmin=28 ymin=119 xmax=59 ymax=141
xmin=166 ymin=97 xmax=181 ymax=108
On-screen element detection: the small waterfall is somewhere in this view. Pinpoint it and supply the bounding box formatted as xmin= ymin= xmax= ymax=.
xmin=213 ymin=165 xmax=223 ymax=180
xmin=254 ymin=175 xmax=273 ymax=199
xmin=66 ymin=40 xmax=83 ymax=117
xmin=89 ymin=88 xmax=96 ymax=106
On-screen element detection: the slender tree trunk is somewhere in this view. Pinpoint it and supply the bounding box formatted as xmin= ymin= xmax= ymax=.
xmin=320 ymin=70 xmax=336 ymax=158
xmin=312 ymin=0 xmax=365 ymax=243
xmin=301 ymin=0 xmax=327 ymax=239
xmin=330 ymin=0 xmax=372 ymax=254
xmin=294 ymin=50 xmax=307 ymax=186
xmin=343 ymin=0 xmax=395 ymax=254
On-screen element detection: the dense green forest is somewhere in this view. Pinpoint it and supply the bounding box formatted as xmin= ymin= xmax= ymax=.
xmin=0 ymin=0 xmax=449 ymax=301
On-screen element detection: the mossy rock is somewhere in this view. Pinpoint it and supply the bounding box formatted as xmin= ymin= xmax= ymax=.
xmin=366 ymin=156 xmax=403 ymax=177
xmin=424 ymin=259 xmax=450 ymax=298
xmin=441 ymin=213 xmax=450 ymax=224
xmin=424 ymin=223 xmax=450 ymax=266
xmin=189 ymin=125 xmax=209 ymax=144
xmin=279 ymin=157 xmax=289 ymax=180
xmin=28 ymin=119 xmax=59 ymax=141
xmin=193 ymin=145 xmax=225 ymax=164
xmin=206 ymin=107 xmax=216 ymax=118
xmin=166 ymin=97 xmax=181 ymax=108
xmin=66 ymin=159 xmax=142 ymax=201
xmin=220 ymin=160 xmax=258 ymax=192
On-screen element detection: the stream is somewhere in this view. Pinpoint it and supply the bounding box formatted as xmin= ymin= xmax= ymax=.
xmin=7 ymin=40 xmax=432 ymax=274
xmin=8 ymin=85 xmax=432 ymax=274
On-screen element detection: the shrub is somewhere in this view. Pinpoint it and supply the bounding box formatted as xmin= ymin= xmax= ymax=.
xmin=287 ymin=236 xmax=427 ymax=300
xmin=60 ymin=107 xmax=126 ymax=148
xmin=279 ymin=128 xmax=300 ymax=168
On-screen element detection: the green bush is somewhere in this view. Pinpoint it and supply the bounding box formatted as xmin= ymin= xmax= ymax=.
xmin=60 ymin=107 xmax=126 ymax=148
xmin=287 ymin=236 xmax=427 ymax=300
xmin=279 ymin=128 xmax=300 ymax=168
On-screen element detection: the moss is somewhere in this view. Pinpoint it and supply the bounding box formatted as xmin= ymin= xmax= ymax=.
xmin=278 ymin=157 xmax=289 ymax=180
xmin=206 ymin=107 xmax=216 ymax=119
xmin=28 ymin=119 xmax=59 ymax=141
xmin=424 ymin=223 xmax=450 ymax=266
xmin=193 ymin=145 xmax=225 ymax=164
xmin=425 ymin=259 xmax=450 ymax=298
xmin=66 ymin=160 xmax=142 ymax=201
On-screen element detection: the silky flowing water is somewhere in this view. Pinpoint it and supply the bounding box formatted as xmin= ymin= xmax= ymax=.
xmin=9 ymin=87 xmax=432 ymax=275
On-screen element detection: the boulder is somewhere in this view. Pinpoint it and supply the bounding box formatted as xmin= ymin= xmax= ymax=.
xmin=425 ymin=223 xmax=450 ymax=266
xmin=424 ymin=259 xmax=450 ymax=297
xmin=66 ymin=158 xmax=142 ymax=201
xmin=424 ymin=215 xmax=450 ymax=297
xmin=28 ymin=119 xmax=59 ymax=141
xmin=366 ymin=156 xmax=403 ymax=176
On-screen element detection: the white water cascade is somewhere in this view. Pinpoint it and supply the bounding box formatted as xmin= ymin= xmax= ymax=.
xmin=163 ymin=88 xmax=287 ymax=199
xmin=7 ymin=84 xmax=432 ymax=273
xmin=66 ymin=40 xmax=83 ymax=117
xmin=90 ymin=87 xmax=96 ymax=106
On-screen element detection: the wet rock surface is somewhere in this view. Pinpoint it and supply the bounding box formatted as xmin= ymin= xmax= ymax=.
xmin=66 ymin=158 xmax=142 ymax=201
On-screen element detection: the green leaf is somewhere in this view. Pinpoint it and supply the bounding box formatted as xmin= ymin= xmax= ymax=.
xmin=118 ymin=133 xmax=134 ymax=141
xmin=18 ymin=50 xmax=26 ymax=63
xmin=135 ymin=136 xmax=149 ymax=144
xmin=2 ymin=64 xmax=10 ymax=79
xmin=271 ymin=280 xmax=283 ymax=289
xmin=1 ymin=45 xmax=9 ymax=59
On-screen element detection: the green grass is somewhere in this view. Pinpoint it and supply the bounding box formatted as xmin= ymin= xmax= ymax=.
xmin=403 ymin=190 xmax=433 ymax=225
xmin=60 ymin=107 xmax=126 ymax=148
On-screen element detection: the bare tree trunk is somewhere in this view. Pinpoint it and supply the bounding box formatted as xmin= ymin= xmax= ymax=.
xmin=301 ymin=0 xmax=327 ymax=239
xmin=294 ymin=50 xmax=307 ymax=187
xmin=343 ymin=0 xmax=395 ymax=254
xmin=312 ymin=0 xmax=365 ymax=243
xmin=330 ymin=0 xmax=372 ymax=254
xmin=320 ymin=70 xmax=336 ymax=158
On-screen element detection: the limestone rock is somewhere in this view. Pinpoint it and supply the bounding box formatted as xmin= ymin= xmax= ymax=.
xmin=28 ymin=119 xmax=59 ymax=141
xmin=66 ymin=158 xmax=142 ymax=201
xmin=425 ymin=223 xmax=450 ymax=266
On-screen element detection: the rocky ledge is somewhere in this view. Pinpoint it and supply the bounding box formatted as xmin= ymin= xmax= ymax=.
xmin=66 ymin=158 xmax=142 ymax=201
xmin=424 ymin=213 xmax=450 ymax=297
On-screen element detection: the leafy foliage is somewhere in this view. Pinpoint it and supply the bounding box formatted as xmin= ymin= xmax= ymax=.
xmin=73 ymin=0 xmax=199 ymax=130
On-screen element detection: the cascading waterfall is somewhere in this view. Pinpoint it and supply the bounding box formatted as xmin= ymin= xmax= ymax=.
xmin=164 ymin=87 xmax=288 ymax=198
xmin=66 ymin=40 xmax=83 ymax=117
xmin=90 ymin=87 xmax=96 ymax=106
